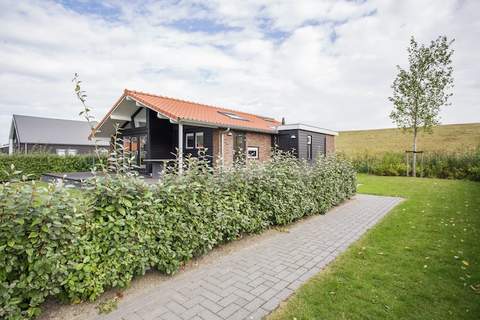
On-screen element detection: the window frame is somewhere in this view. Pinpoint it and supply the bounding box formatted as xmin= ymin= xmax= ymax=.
xmin=195 ymin=132 xmax=205 ymax=149
xmin=56 ymin=149 xmax=66 ymax=156
xmin=218 ymin=111 xmax=249 ymax=121
xmin=247 ymin=146 xmax=259 ymax=159
xmin=185 ymin=133 xmax=195 ymax=149
xmin=67 ymin=149 xmax=78 ymax=156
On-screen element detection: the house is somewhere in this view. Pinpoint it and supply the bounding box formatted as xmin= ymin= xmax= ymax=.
xmin=93 ymin=89 xmax=337 ymax=175
xmin=7 ymin=114 xmax=109 ymax=155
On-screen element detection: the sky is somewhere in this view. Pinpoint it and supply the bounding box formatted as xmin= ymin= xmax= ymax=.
xmin=1 ymin=0 xmax=479 ymax=144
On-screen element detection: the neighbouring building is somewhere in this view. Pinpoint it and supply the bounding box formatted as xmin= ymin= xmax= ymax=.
xmin=7 ymin=114 xmax=109 ymax=155
xmin=93 ymin=89 xmax=337 ymax=176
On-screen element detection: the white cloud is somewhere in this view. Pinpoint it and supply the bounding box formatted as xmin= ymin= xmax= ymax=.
xmin=0 ymin=0 xmax=479 ymax=144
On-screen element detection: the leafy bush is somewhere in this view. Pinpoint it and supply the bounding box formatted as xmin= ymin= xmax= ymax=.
xmin=346 ymin=148 xmax=480 ymax=181
xmin=0 ymin=173 xmax=91 ymax=319
xmin=0 ymin=153 xmax=102 ymax=181
xmin=0 ymin=154 xmax=356 ymax=319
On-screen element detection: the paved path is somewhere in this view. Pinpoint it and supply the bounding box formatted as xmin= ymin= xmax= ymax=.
xmin=100 ymin=194 xmax=401 ymax=320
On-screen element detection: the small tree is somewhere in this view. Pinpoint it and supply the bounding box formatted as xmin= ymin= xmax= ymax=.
xmin=389 ymin=36 xmax=454 ymax=177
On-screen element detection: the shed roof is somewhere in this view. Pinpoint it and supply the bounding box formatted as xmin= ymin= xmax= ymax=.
xmin=10 ymin=114 xmax=109 ymax=146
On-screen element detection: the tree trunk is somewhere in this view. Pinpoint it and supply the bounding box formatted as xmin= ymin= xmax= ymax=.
xmin=412 ymin=129 xmax=417 ymax=177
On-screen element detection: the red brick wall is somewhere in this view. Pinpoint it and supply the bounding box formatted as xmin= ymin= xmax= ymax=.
xmin=326 ymin=135 xmax=335 ymax=154
xmin=212 ymin=129 xmax=221 ymax=166
xmin=222 ymin=132 xmax=234 ymax=167
xmin=211 ymin=129 xmax=272 ymax=167
xmin=246 ymin=132 xmax=272 ymax=163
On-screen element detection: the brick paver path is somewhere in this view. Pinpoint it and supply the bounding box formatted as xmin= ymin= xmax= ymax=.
xmin=100 ymin=194 xmax=401 ymax=320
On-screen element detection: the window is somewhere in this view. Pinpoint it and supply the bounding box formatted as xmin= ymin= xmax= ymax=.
xmin=133 ymin=108 xmax=147 ymax=128
xmin=195 ymin=132 xmax=204 ymax=148
xmin=247 ymin=146 xmax=259 ymax=159
xmin=56 ymin=149 xmax=66 ymax=156
xmin=218 ymin=111 xmax=248 ymax=121
xmin=67 ymin=149 xmax=78 ymax=156
xmin=307 ymin=135 xmax=312 ymax=160
xmin=186 ymin=133 xmax=194 ymax=149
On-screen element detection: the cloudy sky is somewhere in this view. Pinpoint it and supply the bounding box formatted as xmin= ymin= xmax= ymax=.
xmin=1 ymin=0 xmax=479 ymax=144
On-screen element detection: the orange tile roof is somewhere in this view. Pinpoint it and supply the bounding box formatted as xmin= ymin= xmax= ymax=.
xmin=119 ymin=89 xmax=281 ymax=132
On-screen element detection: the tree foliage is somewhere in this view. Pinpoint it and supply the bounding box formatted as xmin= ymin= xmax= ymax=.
xmin=389 ymin=35 xmax=454 ymax=132
xmin=389 ymin=35 xmax=454 ymax=176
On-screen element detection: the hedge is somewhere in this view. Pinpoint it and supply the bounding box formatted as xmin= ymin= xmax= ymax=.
xmin=0 ymin=153 xmax=101 ymax=181
xmin=0 ymin=154 xmax=356 ymax=319
xmin=345 ymin=149 xmax=480 ymax=181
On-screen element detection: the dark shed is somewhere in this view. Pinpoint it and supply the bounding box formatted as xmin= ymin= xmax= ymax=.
xmin=275 ymin=124 xmax=338 ymax=162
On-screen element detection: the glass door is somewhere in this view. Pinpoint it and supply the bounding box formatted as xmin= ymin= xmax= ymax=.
xmin=122 ymin=134 xmax=147 ymax=170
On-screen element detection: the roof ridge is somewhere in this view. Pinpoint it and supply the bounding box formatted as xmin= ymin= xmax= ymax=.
xmin=124 ymin=89 xmax=280 ymax=122
xmin=13 ymin=114 xmax=94 ymax=124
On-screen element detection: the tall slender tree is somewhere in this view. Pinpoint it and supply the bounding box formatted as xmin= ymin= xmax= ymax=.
xmin=389 ymin=36 xmax=454 ymax=177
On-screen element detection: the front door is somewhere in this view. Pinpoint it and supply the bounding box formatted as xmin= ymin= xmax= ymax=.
xmin=233 ymin=131 xmax=246 ymax=164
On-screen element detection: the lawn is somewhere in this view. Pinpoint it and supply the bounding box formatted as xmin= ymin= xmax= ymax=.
xmin=269 ymin=174 xmax=480 ymax=319
xmin=337 ymin=122 xmax=480 ymax=154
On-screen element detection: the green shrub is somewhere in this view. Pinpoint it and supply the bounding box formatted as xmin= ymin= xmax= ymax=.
xmin=0 ymin=153 xmax=102 ymax=181
xmin=346 ymin=149 xmax=480 ymax=181
xmin=0 ymin=175 xmax=91 ymax=319
xmin=0 ymin=154 xmax=356 ymax=319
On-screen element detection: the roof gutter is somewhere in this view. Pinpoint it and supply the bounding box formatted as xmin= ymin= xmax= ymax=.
xmin=179 ymin=119 xmax=277 ymax=134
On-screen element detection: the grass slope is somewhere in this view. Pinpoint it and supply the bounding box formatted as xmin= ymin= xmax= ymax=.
xmin=337 ymin=123 xmax=480 ymax=154
xmin=269 ymin=175 xmax=480 ymax=320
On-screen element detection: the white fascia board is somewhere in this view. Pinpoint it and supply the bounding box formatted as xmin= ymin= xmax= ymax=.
xmin=181 ymin=119 xmax=277 ymax=133
xmin=110 ymin=114 xmax=132 ymax=121
xmin=276 ymin=124 xmax=338 ymax=136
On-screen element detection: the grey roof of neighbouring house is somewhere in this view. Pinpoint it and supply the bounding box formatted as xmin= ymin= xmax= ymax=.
xmin=9 ymin=114 xmax=109 ymax=146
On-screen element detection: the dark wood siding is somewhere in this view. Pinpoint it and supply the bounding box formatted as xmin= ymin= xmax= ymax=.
xmin=148 ymin=110 xmax=175 ymax=159
xmin=297 ymin=130 xmax=327 ymax=162
xmin=174 ymin=125 xmax=214 ymax=161
xmin=276 ymin=129 xmax=329 ymax=162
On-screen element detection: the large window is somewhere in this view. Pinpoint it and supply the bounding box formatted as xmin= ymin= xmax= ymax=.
xmin=195 ymin=132 xmax=204 ymax=148
xmin=307 ymin=135 xmax=312 ymax=160
xmin=186 ymin=133 xmax=194 ymax=149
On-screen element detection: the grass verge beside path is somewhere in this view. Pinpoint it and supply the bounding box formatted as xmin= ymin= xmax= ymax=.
xmin=269 ymin=174 xmax=480 ymax=320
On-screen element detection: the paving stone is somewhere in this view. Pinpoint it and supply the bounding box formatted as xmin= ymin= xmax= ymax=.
xmin=217 ymin=303 xmax=242 ymax=318
xmin=96 ymin=195 xmax=401 ymax=320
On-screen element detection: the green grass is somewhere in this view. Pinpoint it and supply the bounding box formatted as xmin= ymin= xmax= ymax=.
xmin=269 ymin=174 xmax=480 ymax=320
xmin=337 ymin=123 xmax=480 ymax=154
